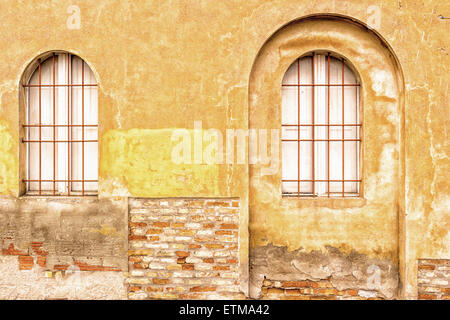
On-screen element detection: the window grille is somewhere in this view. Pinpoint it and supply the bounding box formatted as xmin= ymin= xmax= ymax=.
xmin=23 ymin=53 xmax=98 ymax=196
xmin=282 ymin=53 xmax=361 ymax=197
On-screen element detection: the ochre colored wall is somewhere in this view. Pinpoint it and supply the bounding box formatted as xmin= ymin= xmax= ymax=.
xmin=0 ymin=0 xmax=448 ymax=299
xmin=248 ymin=16 xmax=403 ymax=299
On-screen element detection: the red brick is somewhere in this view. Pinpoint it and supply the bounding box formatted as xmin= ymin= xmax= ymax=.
xmin=129 ymin=256 xmax=143 ymax=263
xmin=418 ymin=294 xmax=437 ymax=300
xmin=32 ymin=248 xmax=49 ymax=256
xmin=215 ymin=230 xmax=232 ymax=235
xmin=207 ymin=201 xmax=230 ymax=207
xmin=2 ymin=243 xmax=28 ymax=256
xmin=313 ymin=296 xmax=337 ymax=300
xmin=37 ymin=256 xmax=46 ymax=267
xmin=130 ymin=222 xmax=147 ymax=227
xmin=283 ymin=295 xmax=311 ymax=300
xmin=175 ymin=251 xmax=190 ymax=257
xmin=182 ymin=264 xmax=194 ymax=270
xmin=194 ymin=236 xmax=215 ymax=242
xmin=282 ymin=281 xmax=310 ymax=288
xmin=146 ymin=286 xmax=164 ymax=293
xmin=129 ymin=235 xmax=147 ymax=241
xmin=187 ymin=201 xmax=205 ymax=207
xmin=146 ymin=228 xmax=163 ymax=234
xmin=189 ymin=244 xmax=202 ymax=249
xmin=205 ymin=244 xmax=224 ymax=249
xmin=179 ymin=293 xmax=201 ymax=299
xmin=172 ymin=223 xmax=185 ymax=228
xmin=190 ymin=286 xmax=216 ymax=292
xmin=310 ymin=280 xmax=333 ymax=288
xmin=418 ymin=264 xmax=435 ymax=270
xmin=346 ymin=289 xmax=358 ymax=296
xmin=314 ymin=288 xmax=338 ymax=295
xmin=213 ymin=265 xmax=230 ymax=271
xmin=133 ymin=263 xmax=148 ymax=269
xmin=220 ymin=223 xmax=238 ymax=229
xmin=75 ymin=261 xmax=120 ymax=272
xmin=203 ymin=258 xmax=214 ymax=263
xmin=101 ymin=266 xmax=121 ymax=272
xmin=266 ymin=288 xmax=284 ymax=294
xmin=177 ymin=230 xmax=196 ymax=236
xmin=19 ymin=256 xmax=34 ymax=270
xmin=285 ymin=289 xmax=302 ymax=295
xmin=153 ymin=222 xmax=170 ymax=228
xmin=30 ymin=242 xmax=46 ymax=255
xmin=226 ymin=258 xmax=238 ymax=264
xmin=129 ymin=286 xmax=142 ymax=292
xmin=54 ymin=264 xmax=69 ymax=271
xmin=153 ymin=278 xmax=170 ymax=285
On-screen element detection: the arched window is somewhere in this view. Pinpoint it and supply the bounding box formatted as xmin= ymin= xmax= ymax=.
xmin=23 ymin=52 xmax=98 ymax=195
xmin=281 ymin=52 xmax=361 ymax=197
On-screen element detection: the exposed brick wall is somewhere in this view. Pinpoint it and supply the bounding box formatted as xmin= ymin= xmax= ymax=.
xmin=417 ymin=259 xmax=450 ymax=300
xmin=2 ymin=242 xmax=122 ymax=272
xmin=0 ymin=198 xmax=127 ymax=274
xmin=260 ymin=278 xmax=385 ymax=300
xmin=127 ymin=198 xmax=243 ymax=299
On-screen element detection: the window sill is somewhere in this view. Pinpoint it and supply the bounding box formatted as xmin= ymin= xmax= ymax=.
xmin=281 ymin=196 xmax=366 ymax=209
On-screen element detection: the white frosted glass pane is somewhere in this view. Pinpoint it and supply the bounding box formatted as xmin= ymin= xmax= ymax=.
xmin=27 ymin=58 xmax=55 ymax=191
xmin=281 ymin=87 xmax=298 ymax=125
xmin=344 ymin=86 xmax=357 ymax=124
xmin=282 ymin=181 xmax=298 ymax=194
xmin=70 ymin=56 xmax=98 ymax=192
xmin=282 ymin=60 xmax=298 ymax=84
xmin=281 ymin=126 xmax=297 ymax=140
xmin=299 ymin=57 xmax=312 ymax=84
xmin=329 ymin=141 xmax=343 ymax=182
xmin=299 ymin=141 xmax=313 ymax=181
xmin=282 ymin=142 xmax=298 ymax=180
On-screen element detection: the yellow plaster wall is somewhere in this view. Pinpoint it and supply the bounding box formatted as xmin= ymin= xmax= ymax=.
xmin=99 ymin=128 xmax=221 ymax=197
xmin=0 ymin=0 xmax=447 ymax=298
xmin=248 ymin=16 xmax=403 ymax=272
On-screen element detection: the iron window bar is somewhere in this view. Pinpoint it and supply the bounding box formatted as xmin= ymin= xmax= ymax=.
xmin=282 ymin=53 xmax=361 ymax=198
xmin=22 ymin=53 xmax=98 ymax=196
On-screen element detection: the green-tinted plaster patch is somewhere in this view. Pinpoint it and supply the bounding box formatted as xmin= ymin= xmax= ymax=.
xmin=100 ymin=128 xmax=220 ymax=197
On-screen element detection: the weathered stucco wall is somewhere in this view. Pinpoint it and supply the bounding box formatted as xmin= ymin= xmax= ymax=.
xmin=0 ymin=197 xmax=128 ymax=299
xmin=0 ymin=0 xmax=448 ymax=299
